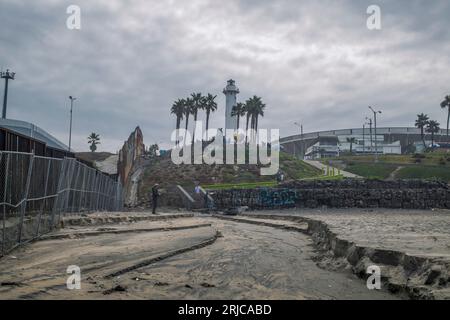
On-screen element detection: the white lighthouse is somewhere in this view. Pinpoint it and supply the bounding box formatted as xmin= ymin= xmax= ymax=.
xmin=223 ymin=79 xmax=239 ymax=131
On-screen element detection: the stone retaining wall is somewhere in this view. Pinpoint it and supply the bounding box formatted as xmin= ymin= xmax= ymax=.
xmin=211 ymin=179 xmax=450 ymax=210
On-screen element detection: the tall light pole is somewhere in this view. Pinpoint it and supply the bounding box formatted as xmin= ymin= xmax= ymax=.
xmin=1 ymin=69 xmax=15 ymax=119
xmin=369 ymin=106 xmax=382 ymax=162
xmin=294 ymin=122 xmax=304 ymax=159
xmin=363 ymin=120 xmax=370 ymax=154
xmin=366 ymin=116 xmax=373 ymax=153
xmin=68 ymin=96 xmax=77 ymax=152
xmin=363 ymin=122 xmax=366 ymax=154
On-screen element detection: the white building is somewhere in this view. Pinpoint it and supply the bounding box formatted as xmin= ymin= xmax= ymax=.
xmin=223 ymin=79 xmax=239 ymax=132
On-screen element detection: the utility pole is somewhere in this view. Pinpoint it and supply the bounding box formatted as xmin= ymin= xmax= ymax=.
xmin=366 ymin=117 xmax=373 ymax=153
xmin=68 ymin=96 xmax=77 ymax=152
xmin=363 ymin=123 xmax=366 ymax=154
xmin=1 ymin=69 xmax=15 ymax=119
xmin=369 ymin=106 xmax=382 ymax=162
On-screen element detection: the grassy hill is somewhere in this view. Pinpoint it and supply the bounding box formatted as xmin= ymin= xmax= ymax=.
xmin=137 ymin=152 xmax=322 ymax=197
xmin=321 ymin=151 xmax=450 ymax=181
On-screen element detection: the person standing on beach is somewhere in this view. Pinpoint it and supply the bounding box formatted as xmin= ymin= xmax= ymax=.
xmin=151 ymin=184 xmax=160 ymax=214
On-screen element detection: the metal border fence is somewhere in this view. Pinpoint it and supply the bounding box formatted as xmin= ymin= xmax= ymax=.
xmin=0 ymin=151 xmax=123 ymax=256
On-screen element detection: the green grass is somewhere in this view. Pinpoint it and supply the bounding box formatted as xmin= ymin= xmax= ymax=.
xmin=279 ymin=152 xmax=322 ymax=179
xmin=396 ymin=166 xmax=450 ymax=181
xmin=324 ymin=151 xmax=450 ymax=166
xmin=344 ymin=163 xmax=398 ymax=179
xmin=202 ymin=181 xmax=278 ymax=190
xmin=301 ymin=174 xmax=345 ymax=181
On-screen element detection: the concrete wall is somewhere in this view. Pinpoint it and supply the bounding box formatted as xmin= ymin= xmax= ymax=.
xmin=211 ymin=179 xmax=450 ymax=210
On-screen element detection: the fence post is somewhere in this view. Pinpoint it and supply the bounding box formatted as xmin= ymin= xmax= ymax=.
xmin=1 ymin=152 xmax=8 ymax=256
xmin=50 ymin=158 xmax=67 ymax=229
xmin=36 ymin=159 xmax=51 ymax=237
xmin=83 ymin=168 xmax=91 ymax=212
xmin=63 ymin=159 xmax=76 ymax=215
xmin=95 ymin=175 xmax=103 ymax=211
xmin=78 ymin=164 xmax=87 ymax=213
xmin=69 ymin=160 xmax=81 ymax=213
xmin=17 ymin=154 xmax=34 ymax=244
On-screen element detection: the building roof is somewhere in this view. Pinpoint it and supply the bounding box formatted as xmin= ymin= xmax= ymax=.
xmin=0 ymin=118 xmax=72 ymax=152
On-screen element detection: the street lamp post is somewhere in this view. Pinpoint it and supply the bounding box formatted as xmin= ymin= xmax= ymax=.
xmin=68 ymin=96 xmax=77 ymax=152
xmin=363 ymin=123 xmax=366 ymax=154
xmin=369 ymin=106 xmax=382 ymax=162
xmin=366 ymin=116 xmax=373 ymax=153
xmin=1 ymin=69 xmax=15 ymax=119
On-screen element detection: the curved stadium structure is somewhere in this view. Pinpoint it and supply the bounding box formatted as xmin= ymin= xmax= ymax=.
xmin=280 ymin=127 xmax=449 ymax=159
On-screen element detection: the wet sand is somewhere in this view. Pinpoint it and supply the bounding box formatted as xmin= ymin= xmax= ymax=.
xmin=0 ymin=215 xmax=396 ymax=300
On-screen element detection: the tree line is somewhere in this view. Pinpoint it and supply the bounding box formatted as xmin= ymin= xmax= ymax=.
xmin=414 ymin=94 xmax=450 ymax=148
xmin=171 ymin=93 xmax=266 ymax=145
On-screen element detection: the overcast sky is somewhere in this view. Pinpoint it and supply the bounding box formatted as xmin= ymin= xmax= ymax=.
xmin=1 ymin=0 xmax=449 ymax=152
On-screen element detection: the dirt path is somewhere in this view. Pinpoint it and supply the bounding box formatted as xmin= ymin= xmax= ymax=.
xmin=0 ymin=216 xmax=396 ymax=300
xmin=304 ymin=160 xmax=362 ymax=178
xmin=386 ymin=166 xmax=404 ymax=181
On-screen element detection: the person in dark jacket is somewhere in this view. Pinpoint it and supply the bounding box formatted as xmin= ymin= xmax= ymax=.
xmin=151 ymin=184 xmax=160 ymax=214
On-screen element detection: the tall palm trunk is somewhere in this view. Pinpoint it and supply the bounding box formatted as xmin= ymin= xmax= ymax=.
xmin=205 ymin=110 xmax=211 ymax=141
xmin=447 ymin=107 xmax=450 ymax=142
xmin=250 ymin=115 xmax=255 ymax=142
xmin=421 ymin=127 xmax=426 ymax=148
xmin=255 ymin=115 xmax=259 ymax=142
xmin=184 ymin=115 xmax=190 ymax=146
xmin=245 ymin=113 xmax=250 ymax=145
xmin=192 ymin=110 xmax=198 ymax=145
xmin=175 ymin=116 xmax=181 ymax=146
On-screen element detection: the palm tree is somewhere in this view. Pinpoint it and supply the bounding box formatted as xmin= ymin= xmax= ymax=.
xmin=190 ymin=92 xmax=204 ymax=145
xmin=426 ymin=120 xmax=440 ymax=147
xmin=244 ymin=98 xmax=254 ymax=145
xmin=87 ymin=133 xmax=100 ymax=152
xmin=415 ymin=113 xmax=429 ymax=148
xmin=346 ymin=137 xmax=357 ymax=153
xmin=204 ymin=93 xmax=217 ymax=141
xmin=440 ymin=95 xmax=450 ymax=141
xmin=252 ymin=96 xmax=265 ymax=135
xmin=246 ymin=96 xmax=265 ymax=142
xmin=171 ymin=99 xmax=185 ymax=146
xmin=183 ymin=97 xmax=194 ymax=144
xmin=231 ymin=102 xmax=246 ymax=130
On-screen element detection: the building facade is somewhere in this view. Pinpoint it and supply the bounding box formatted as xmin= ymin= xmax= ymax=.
xmin=281 ymin=127 xmax=448 ymax=159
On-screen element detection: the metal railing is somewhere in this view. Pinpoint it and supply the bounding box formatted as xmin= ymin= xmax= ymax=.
xmin=0 ymin=151 xmax=123 ymax=256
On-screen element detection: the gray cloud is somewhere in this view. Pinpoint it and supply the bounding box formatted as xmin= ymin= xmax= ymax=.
xmin=1 ymin=0 xmax=449 ymax=152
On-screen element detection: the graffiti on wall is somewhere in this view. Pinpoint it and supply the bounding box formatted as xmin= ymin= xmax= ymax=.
xmin=259 ymin=188 xmax=298 ymax=208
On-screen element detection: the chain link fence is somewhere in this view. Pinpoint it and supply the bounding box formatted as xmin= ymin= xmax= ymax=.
xmin=0 ymin=151 xmax=123 ymax=256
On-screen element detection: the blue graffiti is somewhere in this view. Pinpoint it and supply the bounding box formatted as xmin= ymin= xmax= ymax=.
xmin=259 ymin=188 xmax=297 ymax=207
